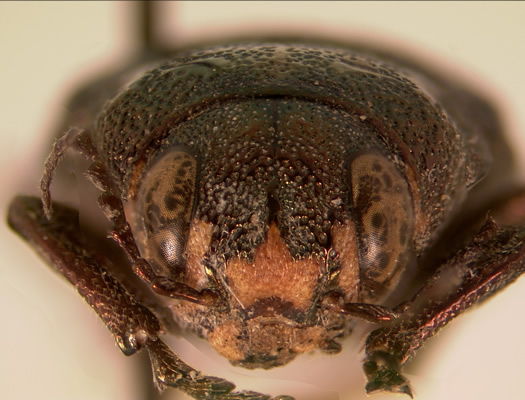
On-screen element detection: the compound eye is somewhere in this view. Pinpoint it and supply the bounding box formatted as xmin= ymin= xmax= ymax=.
xmin=350 ymin=152 xmax=415 ymax=300
xmin=133 ymin=149 xmax=197 ymax=279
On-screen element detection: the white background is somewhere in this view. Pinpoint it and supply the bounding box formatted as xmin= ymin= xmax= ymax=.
xmin=1 ymin=2 xmax=525 ymax=400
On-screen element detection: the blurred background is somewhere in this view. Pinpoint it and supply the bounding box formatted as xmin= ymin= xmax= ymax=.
xmin=1 ymin=2 xmax=524 ymax=400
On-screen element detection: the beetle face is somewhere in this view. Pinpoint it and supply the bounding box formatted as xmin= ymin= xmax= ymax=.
xmin=101 ymin=42 xmax=480 ymax=369
xmin=6 ymin=3 xmax=524 ymax=400
xmin=123 ymin=93 xmax=416 ymax=369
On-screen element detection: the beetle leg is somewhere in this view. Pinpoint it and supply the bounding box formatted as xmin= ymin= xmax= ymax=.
xmin=8 ymin=195 xmax=161 ymax=355
xmin=7 ymin=196 xmax=285 ymax=400
xmin=147 ymin=339 xmax=296 ymax=400
xmin=363 ymin=217 xmax=525 ymax=397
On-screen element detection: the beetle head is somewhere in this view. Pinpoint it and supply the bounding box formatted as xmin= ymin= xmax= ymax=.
xmin=112 ymin=44 xmax=421 ymax=368
xmin=124 ymin=119 xmax=415 ymax=368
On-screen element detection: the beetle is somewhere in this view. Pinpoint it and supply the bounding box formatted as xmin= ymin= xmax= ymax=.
xmin=4 ymin=3 xmax=524 ymax=400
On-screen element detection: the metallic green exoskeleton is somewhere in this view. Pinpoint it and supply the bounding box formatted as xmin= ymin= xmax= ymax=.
xmin=7 ymin=4 xmax=525 ymax=399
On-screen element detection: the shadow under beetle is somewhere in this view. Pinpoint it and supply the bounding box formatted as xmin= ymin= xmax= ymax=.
xmin=8 ymin=3 xmax=525 ymax=399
